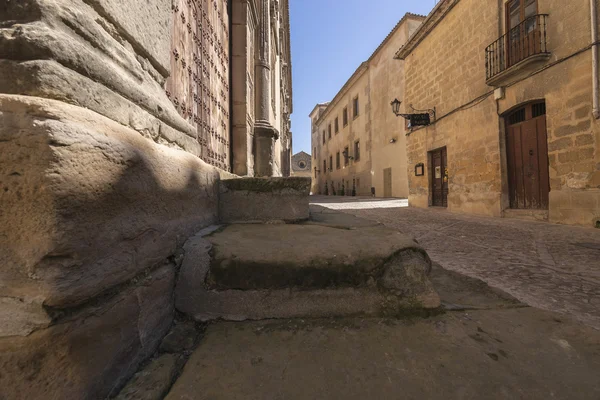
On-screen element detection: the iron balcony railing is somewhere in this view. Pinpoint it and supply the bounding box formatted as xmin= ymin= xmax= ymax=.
xmin=485 ymin=14 xmax=549 ymax=81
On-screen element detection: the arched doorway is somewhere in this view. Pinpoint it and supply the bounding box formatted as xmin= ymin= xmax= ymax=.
xmin=505 ymin=101 xmax=549 ymax=209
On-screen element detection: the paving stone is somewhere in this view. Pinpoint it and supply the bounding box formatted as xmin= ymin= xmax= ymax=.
xmin=165 ymin=308 xmax=600 ymax=400
xmin=314 ymin=196 xmax=600 ymax=330
xmin=115 ymin=354 xmax=181 ymax=400
xmin=159 ymin=321 xmax=200 ymax=354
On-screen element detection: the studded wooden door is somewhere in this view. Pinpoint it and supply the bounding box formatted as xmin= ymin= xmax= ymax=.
xmin=167 ymin=0 xmax=231 ymax=171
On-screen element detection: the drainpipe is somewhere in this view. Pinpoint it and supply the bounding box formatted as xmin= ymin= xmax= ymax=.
xmin=592 ymin=0 xmax=599 ymax=119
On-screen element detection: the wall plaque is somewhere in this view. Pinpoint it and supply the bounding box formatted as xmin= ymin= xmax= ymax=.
xmin=415 ymin=163 xmax=425 ymax=176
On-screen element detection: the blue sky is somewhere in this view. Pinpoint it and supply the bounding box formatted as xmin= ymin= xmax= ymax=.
xmin=289 ymin=0 xmax=435 ymax=155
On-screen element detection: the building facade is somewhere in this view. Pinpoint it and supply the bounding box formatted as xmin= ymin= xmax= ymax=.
xmin=291 ymin=151 xmax=312 ymax=178
xmin=0 ymin=0 xmax=292 ymax=397
xmin=396 ymin=0 xmax=599 ymax=226
xmin=168 ymin=0 xmax=292 ymax=177
xmin=310 ymin=14 xmax=425 ymax=197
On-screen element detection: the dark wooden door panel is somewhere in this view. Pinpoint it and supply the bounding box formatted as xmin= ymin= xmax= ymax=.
xmin=430 ymin=147 xmax=447 ymax=207
xmin=506 ymin=102 xmax=548 ymax=210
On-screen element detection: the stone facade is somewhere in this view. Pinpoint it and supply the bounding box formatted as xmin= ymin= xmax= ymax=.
xmin=0 ymin=0 xmax=292 ymax=398
xmin=396 ymin=0 xmax=600 ymax=227
xmin=291 ymin=150 xmax=312 ymax=177
xmin=231 ymin=0 xmax=293 ymax=177
xmin=310 ymin=14 xmax=425 ymax=197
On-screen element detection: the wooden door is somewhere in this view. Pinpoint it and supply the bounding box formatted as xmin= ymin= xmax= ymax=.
xmin=383 ymin=168 xmax=392 ymax=198
xmin=166 ymin=0 xmax=231 ymax=171
xmin=506 ymin=0 xmax=539 ymax=67
xmin=506 ymin=102 xmax=549 ymax=209
xmin=430 ymin=147 xmax=448 ymax=207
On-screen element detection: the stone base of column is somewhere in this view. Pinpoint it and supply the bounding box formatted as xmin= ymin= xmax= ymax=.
xmin=254 ymin=121 xmax=279 ymax=177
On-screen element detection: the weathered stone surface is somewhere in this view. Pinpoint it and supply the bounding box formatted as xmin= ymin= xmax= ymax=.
xmin=206 ymin=224 xmax=429 ymax=291
xmin=0 ymin=95 xmax=218 ymax=314
xmin=165 ymin=308 xmax=600 ymax=400
xmin=159 ymin=321 xmax=200 ymax=354
xmin=0 ymin=0 xmax=195 ymax=137
xmin=115 ymin=353 xmax=181 ymax=400
xmin=0 ymin=264 xmax=175 ymax=400
xmin=219 ymin=177 xmax=311 ymax=223
xmin=0 ymin=297 xmax=52 ymax=337
xmin=176 ymin=221 xmax=440 ymax=322
xmin=85 ymin=0 xmax=172 ymax=75
xmin=0 ymin=60 xmax=201 ymax=156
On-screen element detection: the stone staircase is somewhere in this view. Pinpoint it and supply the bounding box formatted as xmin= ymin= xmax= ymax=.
xmin=174 ymin=177 xmax=440 ymax=322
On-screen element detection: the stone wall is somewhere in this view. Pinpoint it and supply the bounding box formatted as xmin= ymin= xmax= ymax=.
xmin=0 ymin=0 xmax=220 ymax=398
xmin=232 ymin=0 xmax=258 ymax=176
xmin=500 ymin=51 xmax=600 ymax=226
xmin=369 ymin=15 xmax=423 ymax=199
xmin=399 ymin=0 xmax=599 ymax=226
xmin=497 ymin=0 xmax=600 ymax=226
xmin=401 ymin=0 xmax=502 ymax=214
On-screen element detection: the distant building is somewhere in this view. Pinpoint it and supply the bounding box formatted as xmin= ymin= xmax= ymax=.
xmin=310 ymin=13 xmax=425 ymax=197
xmin=291 ymin=151 xmax=312 ymax=178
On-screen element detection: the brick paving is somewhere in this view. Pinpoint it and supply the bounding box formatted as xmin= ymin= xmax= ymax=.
xmin=311 ymin=196 xmax=600 ymax=330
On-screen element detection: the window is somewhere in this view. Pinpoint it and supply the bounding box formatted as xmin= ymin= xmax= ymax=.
xmin=323 ymin=160 xmax=326 ymax=173
xmin=335 ymin=117 xmax=339 ymax=133
xmin=353 ymin=96 xmax=359 ymax=118
xmin=298 ymin=161 xmax=306 ymax=169
xmin=328 ymin=124 xmax=332 ymax=139
xmin=356 ymin=178 xmax=360 ymax=189
xmin=506 ymin=0 xmax=539 ymax=67
xmin=343 ymin=107 xmax=348 ymax=126
xmin=354 ymin=140 xmax=360 ymax=161
xmin=322 ymin=130 xmax=325 ymax=145
xmin=336 ymin=152 xmax=340 ymax=169
xmin=314 ymin=167 xmax=317 ymax=178
xmin=313 ymin=147 xmax=316 ymax=159
xmin=329 ymin=156 xmax=333 ymax=171
xmin=343 ymin=146 xmax=349 ymax=166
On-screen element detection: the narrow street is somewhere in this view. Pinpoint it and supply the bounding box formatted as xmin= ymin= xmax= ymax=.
xmin=311 ymin=196 xmax=600 ymax=330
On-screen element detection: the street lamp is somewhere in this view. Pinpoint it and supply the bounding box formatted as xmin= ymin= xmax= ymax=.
xmin=390 ymin=98 xmax=435 ymax=126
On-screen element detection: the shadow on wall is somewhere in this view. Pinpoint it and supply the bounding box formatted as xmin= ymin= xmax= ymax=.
xmin=0 ymin=95 xmax=219 ymax=399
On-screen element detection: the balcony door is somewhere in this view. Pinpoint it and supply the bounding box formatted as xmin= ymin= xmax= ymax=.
xmin=506 ymin=0 xmax=540 ymax=67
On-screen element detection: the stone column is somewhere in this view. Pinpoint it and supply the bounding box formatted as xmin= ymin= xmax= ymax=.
xmin=254 ymin=0 xmax=279 ymax=176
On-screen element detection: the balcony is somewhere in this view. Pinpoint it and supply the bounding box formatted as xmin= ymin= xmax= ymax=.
xmin=485 ymin=14 xmax=550 ymax=86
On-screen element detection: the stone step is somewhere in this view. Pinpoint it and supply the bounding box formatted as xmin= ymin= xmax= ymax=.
xmin=206 ymin=224 xmax=428 ymax=291
xmin=219 ymin=177 xmax=311 ymax=223
xmin=175 ymin=213 xmax=440 ymax=321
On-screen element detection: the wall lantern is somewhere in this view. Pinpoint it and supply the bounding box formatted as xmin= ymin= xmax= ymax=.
xmin=390 ymin=98 xmax=435 ymax=126
xmin=415 ymin=163 xmax=425 ymax=176
xmin=390 ymin=98 xmax=402 ymax=116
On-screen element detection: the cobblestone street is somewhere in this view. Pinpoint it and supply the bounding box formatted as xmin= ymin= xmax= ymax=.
xmin=311 ymin=196 xmax=600 ymax=330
